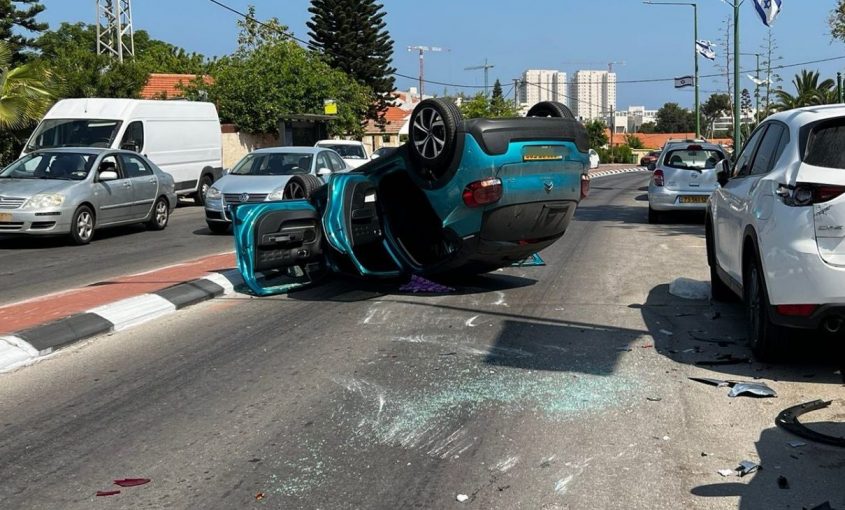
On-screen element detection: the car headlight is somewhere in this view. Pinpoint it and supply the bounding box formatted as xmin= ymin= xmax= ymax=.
xmin=24 ymin=193 xmax=65 ymax=209
xmin=206 ymin=186 xmax=222 ymax=199
xmin=267 ymin=187 xmax=285 ymax=201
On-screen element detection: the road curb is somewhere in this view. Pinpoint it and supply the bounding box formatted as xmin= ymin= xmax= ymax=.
xmin=0 ymin=269 xmax=244 ymax=373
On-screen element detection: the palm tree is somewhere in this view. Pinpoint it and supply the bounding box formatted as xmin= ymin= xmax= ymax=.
xmin=0 ymin=40 xmax=55 ymax=130
xmin=773 ymin=70 xmax=835 ymax=111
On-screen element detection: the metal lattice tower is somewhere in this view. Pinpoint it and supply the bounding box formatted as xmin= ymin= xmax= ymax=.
xmin=96 ymin=0 xmax=135 ymax=62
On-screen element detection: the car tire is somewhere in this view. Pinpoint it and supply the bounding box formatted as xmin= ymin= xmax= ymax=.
xmin=195 ymin=175 xmax=213 ymax=206
xmin=207 ymin=221 xmax=230 ymax=234
xmin=146 ymin=197 xmax=170 ymax=231
xmin=282 ymin=174 xmax=324 ymax=199
xmin=69 ymin=205 xmax=95 ymax=245
xmin=745 ymin=253 xmax=789 ymax=361
xmin=526 ymin=101 xmax=575 ymax=119
xmin=408 ymin=98 xmax=461 ymax=180
xmin=706 ymin=218 xmax=734 ymax=301
xmin=648 ymin=206 xmax=660 ymax=224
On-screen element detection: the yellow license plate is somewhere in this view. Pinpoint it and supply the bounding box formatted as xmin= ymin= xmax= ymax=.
xmin=0 ymin=213 xmax=11 ymax=222
xmin=679 ymin=196 xmax=708 ymax=204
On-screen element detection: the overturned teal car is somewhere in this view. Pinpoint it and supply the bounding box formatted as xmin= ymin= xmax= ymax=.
xmin=231 ymin=99 xmax=592 ymax=295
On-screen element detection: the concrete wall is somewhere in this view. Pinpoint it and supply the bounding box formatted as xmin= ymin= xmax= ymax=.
xmin=220 ymin=126 xmax=278 ymax=169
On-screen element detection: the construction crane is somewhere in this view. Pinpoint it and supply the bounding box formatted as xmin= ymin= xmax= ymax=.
xmin=465 ymin=58 xmax=495 ymax=95
xmin=407 ymin=45 xmax=449 ymax=97
xmin=96 ymin=0 xmax=135 ymax=62
xmin=561 ymin=61 xmax=626 ymax=73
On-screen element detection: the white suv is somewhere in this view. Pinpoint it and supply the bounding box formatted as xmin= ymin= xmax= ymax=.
xmin=707 ymin=105 xmax=845 ymax=359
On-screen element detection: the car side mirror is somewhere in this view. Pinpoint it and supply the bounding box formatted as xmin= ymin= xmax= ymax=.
xmin=121 ymin=143 xmax=139 ymax=152
xmin=317 ymin=167 xmax=332 ymax=177
xmin=99 ymin=170 xmax=118 ymax=181
xmin=716 ymin=160 xmax=730 ymax=186
xmin=647 ymin=162 xmax=656 ymax=171
xmin=371 ymin=153 xmax=380 ymax=159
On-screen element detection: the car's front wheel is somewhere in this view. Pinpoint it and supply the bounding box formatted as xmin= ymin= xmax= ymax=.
xmin=745 ymin=254 xmax=789 ymax=360
xmin=207 ymin=221 xmax=230 ymax=234
xmin=408 ymin=98 xmax=461 ymax=182
xmin=69 ymin=205 xmax=95 ymax=245
xmin=195 ymin=175 xmax=213 ymax=206
xmin=648 ymin=206 xmax=660 ymax=224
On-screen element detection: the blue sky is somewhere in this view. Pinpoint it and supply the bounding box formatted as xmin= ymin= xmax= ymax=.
xmin=39 ymin=0 xmax=845 ymax=110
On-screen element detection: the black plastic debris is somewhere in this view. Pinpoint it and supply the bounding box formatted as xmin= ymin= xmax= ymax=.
xmin=646 ymin=397 xmax=663 ymax=402
xmin=728 ymin=382 xmax=777 ymax=398
xmin=778 ymin=475 xmax=790 ymax=489
xmin=776 ymin=400 xmax=845 ymax=448
xmin=737 ymin=460 xmax=760 ymax=477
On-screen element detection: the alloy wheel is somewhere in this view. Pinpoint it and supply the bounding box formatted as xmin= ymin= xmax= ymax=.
xmin=284 ymin=181 xmax=305 ymax=199
xmin=77 ymin=211 xmax=93 ymax=241
xmin=155 ymin=200 xmax=168 ymax=227
xmin=412 ymin=107 xmax=446 ymax=160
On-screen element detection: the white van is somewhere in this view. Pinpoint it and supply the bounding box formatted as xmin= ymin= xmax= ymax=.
xmin=23 ymin=99 xmax=223 ymax=204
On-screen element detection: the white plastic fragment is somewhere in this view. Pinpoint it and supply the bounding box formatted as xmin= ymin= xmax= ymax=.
xmin=669 ymin=277 xmax=711 ymax=300
xmin=457 ymin=494 xmax=469 ymax=502
xmin=718 ymin=469 xmax=735 ymax=477
xmin=659 ymin=329 xmax=674 ymax=336
xmin=787 ymin=440 xmax=807 ymax=448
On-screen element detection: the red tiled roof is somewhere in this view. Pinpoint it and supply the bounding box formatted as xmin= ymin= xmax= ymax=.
xmin=140 ymin=73 xmax=213 ymax=99
xmin=606 ymin=130 xmax=732 ymax=149
xmin=364 ymin=106 xmax=410 ymax=134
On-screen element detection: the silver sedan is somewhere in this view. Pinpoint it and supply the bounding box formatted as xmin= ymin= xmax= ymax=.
xmin=0 ymin=148 xmax=177 ymax=244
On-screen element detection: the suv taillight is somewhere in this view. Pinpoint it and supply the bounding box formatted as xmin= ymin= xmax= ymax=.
xmin=777 ymin=183 xmax=845 ymax=206
xmin=653 ymin=169 xmax=665 ymax=187
xmin=462 ymin=178 xmax=503 ymax=207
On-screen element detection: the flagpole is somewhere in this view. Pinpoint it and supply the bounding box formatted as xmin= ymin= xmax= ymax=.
xmin=733 ymin=0 xmax=742 ymax=153
xmin=694 ymin=3 xmax=700 ymax=138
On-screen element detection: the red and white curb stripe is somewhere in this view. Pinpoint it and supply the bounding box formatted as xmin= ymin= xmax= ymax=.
xmin=590 ymin=166 xmax=649 ymax=179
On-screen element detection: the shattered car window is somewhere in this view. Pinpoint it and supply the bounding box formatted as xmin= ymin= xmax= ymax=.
xmin=804 ymin=118 xmax=845 ymax=169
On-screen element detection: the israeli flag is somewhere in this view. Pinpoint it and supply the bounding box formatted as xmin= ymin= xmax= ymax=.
xmin=696 ymin=40 xmax=716 ymax=61
xmin=674 ymin=76 xmax=695 ymax=88
xmin=754 ymin=0 xmax=782 ymax=27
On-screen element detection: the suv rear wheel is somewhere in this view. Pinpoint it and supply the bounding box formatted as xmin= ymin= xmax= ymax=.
xmin=745 ymin=253 xmax=789 ymax=360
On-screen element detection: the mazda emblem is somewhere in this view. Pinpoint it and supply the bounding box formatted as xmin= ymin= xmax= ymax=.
xmin=240 ymin=193 xmax=250 ymax=202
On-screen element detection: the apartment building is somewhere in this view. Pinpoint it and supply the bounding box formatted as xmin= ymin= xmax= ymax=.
xmin=518 ymin=69 xmax=569 ymax=108
xmin=569 ymin=70 xmax=616 ymax=121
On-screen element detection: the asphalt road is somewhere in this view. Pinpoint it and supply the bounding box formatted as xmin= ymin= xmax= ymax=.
xmin=0 ymin=200 xmax=233 ymax=305
xmin=1 ymin=172 xmax=842 ymax=510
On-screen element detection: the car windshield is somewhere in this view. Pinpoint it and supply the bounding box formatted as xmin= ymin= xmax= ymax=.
xmin=663 ymin=148 xmax=724 ymax=170
xmin=231 ymin=153 xmax=313 ymax=176
xmin=319 ymin=144 xmax=366 ymax=159
xmin=26 ymin=119 xmax=122 ymax=151
xmin=0 ymin=152 xmax=98 ymax=180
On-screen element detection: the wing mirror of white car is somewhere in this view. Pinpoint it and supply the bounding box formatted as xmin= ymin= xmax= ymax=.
xmin=716 ymin=160 xmax=730 ymax=186
xmin=99 ymin=170 xmax=118 ymax=181
xmin=317 ymin=167 xmax=332 ymax=177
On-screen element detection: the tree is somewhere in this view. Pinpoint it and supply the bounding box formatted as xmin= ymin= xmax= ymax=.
xmin=774 ymin=70 xmax=835 ymax=111
xmin=193 ymin=13 xmax=371 ymax=137
xmin=638 ymin=122 xmax=656 ymax=134
xmin=307 ymin=0 xmax=396 ymax=124
xmin=701 ymin=93 xmax=732 ymax=137
xmin=0 ymin=0 xmax=46 ymax=62
xmin=625 ymin=134 xmax=644 ymax=149
xmin=655 ymin=102 xmax=695 ymax=133
xmin=585 ymin=119 xmax=608 ymax=149
xmin=830 ymin=1 xmax=845 ymax=42
xmin=489 ymin=79 xmax=518 ymax=117
xmin=460 ymin=87 xmax=519 ymax=119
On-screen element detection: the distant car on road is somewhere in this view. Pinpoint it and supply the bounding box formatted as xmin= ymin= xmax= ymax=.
xmin=204 ymin=147 xmax=351 ymax=233
xmin=707 ymin=106 xmax=845 ymax=359
xmin=647 ymin=141 xmax=727 ymax=223
xmin=314 ymin=140 xmax=370 ymax=168
xmin=640 ymin=150 xmax=661 ymax=167
xmin=0 ymin=148 xmax=176 ymax=244
xmin=589 ymin=149 xmax=600 ymax=169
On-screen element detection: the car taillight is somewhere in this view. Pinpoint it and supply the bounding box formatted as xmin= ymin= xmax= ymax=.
xmin=653 ymin=169 xmax=665 ymax=187
xmin=777 ymin=183 xmax=845 ymax=206
xmin=775 ymin=304 xmax=818 ymax=317
xmin=581 ymin=174 xmax=591 ymax=199
xmin=462 ymin=178 xmax=503 ymax=208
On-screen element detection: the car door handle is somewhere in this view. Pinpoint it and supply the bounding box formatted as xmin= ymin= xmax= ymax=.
xmin=122 ymin=182 xmax=132 ymax=188
xmin=148 ymin=178 xmax=156 ymax=184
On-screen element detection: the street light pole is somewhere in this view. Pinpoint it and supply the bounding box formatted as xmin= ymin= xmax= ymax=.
xmin=733 ymin=1 xmax=741 ymax=151
xmin=643 ymin=1 xmax=700 ymax=138
xmin=740 ymin=52 xmax=761 ymax=122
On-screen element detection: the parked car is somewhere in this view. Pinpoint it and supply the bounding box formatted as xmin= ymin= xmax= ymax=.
xmin=229 ymin=99 xmax=591 ymax=295
xmin=0 ymin=148 xmax=176 ymax=244
xmin=707 ymin=106 xmax=845 ymax=359
xmin=372 ymin=147 xmax=396 ymax=159
xmin=589 ymin=149 xmax=600 ymax=169
xmin=314 ymin=139 xmax=370 ymax=168
xmin=204 ymin=147 xmax=351 ymax=233
xmin=23 ymin=99 xmax=223 ymax=206
xmin=640 ymin=150 xmax=661 ymax=167
xmin=647 ymin=141 xmax=727 ymax=223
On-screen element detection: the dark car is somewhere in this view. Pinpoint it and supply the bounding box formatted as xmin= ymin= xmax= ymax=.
xmin=230 ymin=99 xmax=592 ymax=295
xmin=640 ymin=151 xmax=661 ymax=167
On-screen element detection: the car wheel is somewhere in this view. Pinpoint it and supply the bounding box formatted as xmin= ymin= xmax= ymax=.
xmin=526 ymin=101 xmax=575 ymax=119
xmin=408 ymin=98 xmax=461 ymax=180
xmin=195 ymin=175 xmax=213 ymax=206
xmin=648 ymin=206 xmax=660 ymax=224
xmin=146 ymin=197 xmax=170 ymax=231
xmin=69 ymin=205 xmax=95 ymax=245
xmin=745 ymin=255 xmax=789 ymax=360
xmin=706 ymin=218 xmax=734 ymax=301
xmin=207 ymin=221 xmax=230 ymax=234
xmin=282 ymin=174 xmax=323 ymax=200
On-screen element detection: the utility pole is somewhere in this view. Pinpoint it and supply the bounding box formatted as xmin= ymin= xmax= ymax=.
xmin=96 ymin=0 xmax=134 ymax=62
xmin=741 ymin=52 xmax=761 ymax=122
xmin=838 ymin=72 xmax=843 ymax=104
xmin=465 ymin=58 xmax=495 ymax=95
xmin=733 ymin=0 xmax=741 ymax=151
xmin=407 ymin=46 xmax=448 ymax=97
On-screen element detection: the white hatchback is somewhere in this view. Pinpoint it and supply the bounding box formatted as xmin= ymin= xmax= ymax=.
xmin=707 ymin=105 xmax=845 ymax=359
